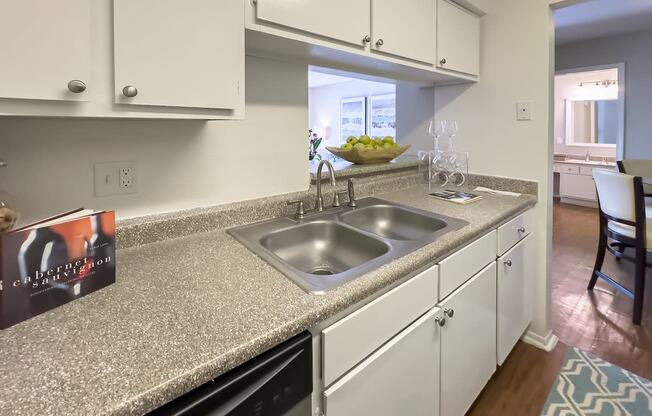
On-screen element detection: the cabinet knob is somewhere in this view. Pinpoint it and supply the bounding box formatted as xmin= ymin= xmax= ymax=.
xmin=444 ymin=308 xmax=455 ymax=318
xmin=375 ymin=38 xmax=384 ymax=47
xmin=67 ymin=80 xmax=86 ymax=93
xmin=362 ymin=35 xmax=371 ymax=44
xmin=440 ymin=58 xmax=447 ymax=65
xmin=504 ymin=259 xmax=512 ymax=267
xmin=517 ymin=227 xmax=526 ymax=233
xmin=122 ymin=85 xmax=138 ymax=98
xmin=435 ymin=316 xmax=446 ymax=327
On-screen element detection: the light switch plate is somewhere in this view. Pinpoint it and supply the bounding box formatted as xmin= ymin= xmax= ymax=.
xmin=94 ymin=162 xmax=137 ymax=197
xmin=516 ymin=101 xmax=533 ymax=121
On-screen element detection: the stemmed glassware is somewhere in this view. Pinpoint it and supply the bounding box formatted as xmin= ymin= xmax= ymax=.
xmin=425 ymin=119 xmax=466 ymax=188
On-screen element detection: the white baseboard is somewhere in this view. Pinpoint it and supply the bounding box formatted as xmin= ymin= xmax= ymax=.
xmin=522 ymin=329 xmax=559 ymax=352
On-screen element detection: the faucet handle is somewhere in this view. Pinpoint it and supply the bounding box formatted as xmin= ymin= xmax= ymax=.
xmin=333 ymin=191 xmax=348 ymax=207
xmin=287 ymin=200 xmax=306 ymax=219
xmin=347 ymin=179 xmax=357 ymax=207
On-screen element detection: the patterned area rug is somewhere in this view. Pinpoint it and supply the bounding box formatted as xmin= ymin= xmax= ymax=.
xmin=542 ymin=347 xmax=652 ymax=415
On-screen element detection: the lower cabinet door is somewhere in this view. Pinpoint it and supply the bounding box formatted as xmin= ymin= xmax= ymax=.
xmin=497 ymin=235 xmax=532 ymax=365
xmin=323 ymin=307 xmax=442 ymax=416
xmin=440 ymin=262 xmax=497 ymax=416
xmin=560 ymin=172 xmax=597 ymax=200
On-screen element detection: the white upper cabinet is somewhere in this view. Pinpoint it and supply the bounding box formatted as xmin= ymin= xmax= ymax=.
xmin=255 ymin=0 xmax=370 ymax=47
xmin=113 ymin=0 xmax=243 ymax=110
xmin=371 ymin=0 xmax=437 ymax=64
xmin=437 ymin=0 xmax=480 ymax=76
xmin=439 ymin=262 xmax=497 ymax=416
xmin=0 ymin=0 xmax=244 ymax=119
xmin=0 ymin=0 xmax=91 ymax=101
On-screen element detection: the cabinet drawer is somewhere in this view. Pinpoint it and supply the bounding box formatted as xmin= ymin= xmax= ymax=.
xmin=438 ymin=230 xmax=496 ymax=300
xmin=557 ymin=164 xmax=580 ymax=175
xmin=322 ymin=265 xmax=438 ymax=386
xmin=496 ymin=210 xmax=532 ymax=256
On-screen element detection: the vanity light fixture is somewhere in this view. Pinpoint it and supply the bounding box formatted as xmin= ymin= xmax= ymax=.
xmin=578 ymin=80 xmax=617 ymax=88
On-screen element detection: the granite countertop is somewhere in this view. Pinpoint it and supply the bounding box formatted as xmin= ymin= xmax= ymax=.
xmin=0 ymin=184 xmax=536 ymax=416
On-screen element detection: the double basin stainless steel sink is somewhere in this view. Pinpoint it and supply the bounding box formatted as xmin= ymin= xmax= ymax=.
xmin=228 ymin=197 xmax=468 ymax=294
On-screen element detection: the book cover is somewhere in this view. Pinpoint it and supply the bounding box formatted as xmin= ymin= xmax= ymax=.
xmin=0 ymin=211 xmax=116 ymax=329
xmin=429 ymin=190 xmax=483 ymax=205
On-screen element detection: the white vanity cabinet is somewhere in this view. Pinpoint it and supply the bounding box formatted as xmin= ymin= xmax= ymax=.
xmin=555 ymin=162 xmax=616 ymax=206
xmin=323 ymin=307 xmax=442 ymax=416
xmin=371 ymin=0 xmax=437 ymax=64
xmin=0 ymin=0 xmax=244 ymax=119
xmin=439 ymin=262 xmax=497 ymax=416
xmin=436 ymin=0 xmax=480 ymax=76
xmin=0 ymin=0 xmax=91 ymax=102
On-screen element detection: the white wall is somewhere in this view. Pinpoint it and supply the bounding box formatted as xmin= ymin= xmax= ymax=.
xmin=396 ymin=82 xmax=435 ymax=156
xmin=556 ymin=29 xmax=652 ymax=159
xmin=0 ymin=56 xmax=309 ymax=225
xmin=308 ymin=79 xmax=395 ymax=153
xmin=431 ymin=0 xmax=554 ymax=338
xmin=554 ymin=69 xmax=618 ymax=157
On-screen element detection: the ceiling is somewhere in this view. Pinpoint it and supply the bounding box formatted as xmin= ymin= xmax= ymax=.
xmin=555 ymin=0 xmax=652 ymax=45
xmin=308 ymin=71 xmax=356 ymax=88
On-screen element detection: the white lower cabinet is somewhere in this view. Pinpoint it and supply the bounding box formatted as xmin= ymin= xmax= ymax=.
xmin=439 ymin=262 xmax=497 ymax=416
xmin=497 ymin=234 xmax=532 ymax=365
xmin=323 ymin=307 xmax=442 ymax=416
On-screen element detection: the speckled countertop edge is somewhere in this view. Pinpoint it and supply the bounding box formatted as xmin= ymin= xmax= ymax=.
xmin=0 ymin=174 xmax=537 ymax=416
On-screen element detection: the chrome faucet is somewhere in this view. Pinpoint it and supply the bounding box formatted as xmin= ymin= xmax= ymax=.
xmin=585 ymin=152 xmax=591 ymax=162
xmin=315 ymin=160 xmax=337 ymax=212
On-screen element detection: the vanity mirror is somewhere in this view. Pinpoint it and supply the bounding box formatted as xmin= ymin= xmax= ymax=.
xmin=564 ymin=99 xmax=618 ymax=146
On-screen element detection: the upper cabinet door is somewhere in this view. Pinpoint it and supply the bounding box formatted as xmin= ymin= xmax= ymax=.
xmin=113 ymin=0 xmax=243 ymax=110
xmin=437 ymin=0 xmax=480 ymax=76
xmin=0 ymin=0 xmax=91 ymax=101
xmin=439 ymin=262 xmax=497 ymax=416
xmin=371 ymin=0 xmax=436 ymax=64
xmin=255 ymin=0 xmax=370 ymax=47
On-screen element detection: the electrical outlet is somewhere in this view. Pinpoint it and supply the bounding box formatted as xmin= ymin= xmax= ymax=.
xmin=94 ymin=162 xmax=137 ymax=197
xmin=119 ymin=167 xmax=134 ymax=188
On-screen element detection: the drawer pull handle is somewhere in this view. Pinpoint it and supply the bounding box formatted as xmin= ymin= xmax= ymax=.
xmin=444 ymin=308 xmax=455 ymax=318
xmin=435 ymin=316 xmax=446 ymax=327
xmin=517 ymin=227 xmax=526 ymax=233
xmin=504 ymin=259 xmax=512 ymax=267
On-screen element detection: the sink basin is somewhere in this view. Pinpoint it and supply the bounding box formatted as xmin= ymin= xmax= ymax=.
xmin=340 ymin=205 xmax=447 ymax=240
xmin=227 ymin=197 xmax=468 ymax=294
xmin=260 ymin=221 xmax=389 ymax=276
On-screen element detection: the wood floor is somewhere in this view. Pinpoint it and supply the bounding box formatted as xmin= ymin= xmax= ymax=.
xmin=468 ymin=202 xmax=652 ymax=415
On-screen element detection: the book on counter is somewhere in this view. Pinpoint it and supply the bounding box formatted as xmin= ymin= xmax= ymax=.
xmin=0 ymin=209 xmax=116 ymax=329
xmin=428 ymin=189 xmax=483 ymax=205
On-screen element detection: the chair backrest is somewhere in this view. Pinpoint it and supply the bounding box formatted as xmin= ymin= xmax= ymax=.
xmin=592 ymin=169 xmax=640 ymax=223
xmin=618 ymin=159 xmax=652 ymax=178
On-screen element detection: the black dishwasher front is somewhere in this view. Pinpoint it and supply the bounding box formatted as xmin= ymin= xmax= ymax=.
xmin=150 ymin=331 xmax=312 ymax=416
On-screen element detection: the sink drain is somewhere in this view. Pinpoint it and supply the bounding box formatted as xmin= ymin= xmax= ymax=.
xmin=310 ymin=267 xmax=335 ymax=275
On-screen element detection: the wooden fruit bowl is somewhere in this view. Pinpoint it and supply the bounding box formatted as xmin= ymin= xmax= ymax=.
xmin=326 ymin=145 xmax=410 ymax=164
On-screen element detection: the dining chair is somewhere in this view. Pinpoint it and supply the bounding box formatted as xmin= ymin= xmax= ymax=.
xmin=617 ymin=159 xmax=652 ymax=197
xmin=590 ymin=168 xmax=650 ymax=325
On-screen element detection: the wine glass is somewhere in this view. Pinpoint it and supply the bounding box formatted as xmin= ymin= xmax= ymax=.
xmin=428 ymin=119 xmax=447 ymax=150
